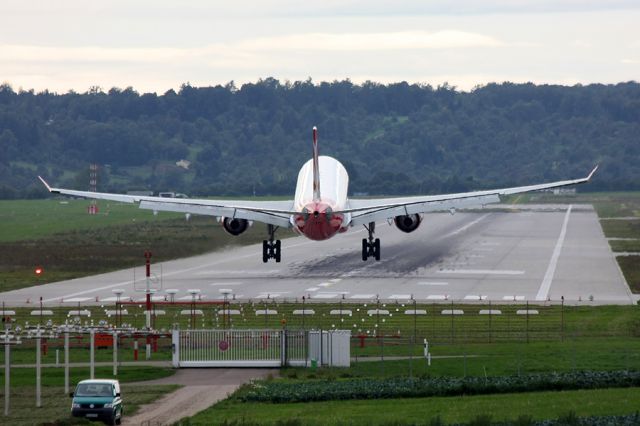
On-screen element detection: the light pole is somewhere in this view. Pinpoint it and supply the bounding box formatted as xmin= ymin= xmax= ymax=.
xmin=3 ymin=330 xmax=22 ymax=416
xmin=166 ymin=289 xmax=178 ymax=304
xmin=219 ymin=289 xmax=232 ymax=329
xmin=112 ymin=289 xmax=124 ymax=328
xmin=188 ymin=289 xmax=200 ymax=329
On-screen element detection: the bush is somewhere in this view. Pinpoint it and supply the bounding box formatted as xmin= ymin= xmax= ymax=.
xmin=241 ymin=370 xmax=640 ymax=403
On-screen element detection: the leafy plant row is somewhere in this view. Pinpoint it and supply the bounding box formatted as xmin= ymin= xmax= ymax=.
xmin=241 ymin=370 xmax=640 ymax=403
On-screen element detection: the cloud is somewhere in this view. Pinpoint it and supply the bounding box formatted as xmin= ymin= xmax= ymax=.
xmin=238 ymin=30 xmax=504 ymax=51
xmin=621 ymin=58 xmax=640 ymax=64
xmin=0 ymin=30 xmax=503 ymax=66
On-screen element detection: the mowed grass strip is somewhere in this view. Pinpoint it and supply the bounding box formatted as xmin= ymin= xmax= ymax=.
xmin=0 ymin=199 xmax=182 ymax=242
xmin=600 ymin=219 xmax=640 ymax=241
xmin=187 ymin=387 xmax=640 ymax=425
xmin=616 ymin=255 xmax=640 ymax=293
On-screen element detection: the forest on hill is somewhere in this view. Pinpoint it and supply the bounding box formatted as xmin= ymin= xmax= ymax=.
xmin=0 ymin=79 xmax=638 ymax=199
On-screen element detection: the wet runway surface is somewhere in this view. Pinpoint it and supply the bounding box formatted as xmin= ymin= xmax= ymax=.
xmin=0 ymin=204 xmax=634 ymax=306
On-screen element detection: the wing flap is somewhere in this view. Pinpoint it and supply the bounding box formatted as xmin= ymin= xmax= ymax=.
xmin=138 ymin=201 xmax=292 ymax=228
xmin=350 ymin=194 xmax=499 ymax=227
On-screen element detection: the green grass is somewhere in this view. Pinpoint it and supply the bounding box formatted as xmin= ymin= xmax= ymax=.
xmin=609 ymin=240 xmax=640 ymax=252
xmin=1 ymin=304 xmax=637 ymax=348
xmin=600 ymin=219 xmax=640 ymax=240
xmin=186 ymin=387 xmax=640 ymax=425
xmin=0 ymin=199 xmax=183 ymax=242
xmin=616 ymin=255 xmax=640 ymax=293
xmin=0 ymin=365 xmax=176 ymax=386
xmin=0 ymin=199 xmax=296 ymax=291
xmin=0 ymin=384 xmax=179 ymax=426
xmin=283 ymin=338 xmax=640 ymax=380
xmin=0 ymin=365 xmax=178 ymax=424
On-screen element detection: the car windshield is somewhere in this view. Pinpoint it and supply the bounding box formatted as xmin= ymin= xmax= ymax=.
xmin=75 ymin=383 xmax=113 ymax=397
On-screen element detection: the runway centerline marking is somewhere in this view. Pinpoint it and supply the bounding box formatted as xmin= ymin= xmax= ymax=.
xmin=437 ymin=269 xmax=525 ymax=275
xmin=417 ymin=282 xmax=449 ymax=286
xmin=536 ymin=205 xmax=572 ymax=301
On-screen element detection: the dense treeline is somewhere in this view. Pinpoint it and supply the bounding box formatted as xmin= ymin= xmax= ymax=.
xmin=0 ymin=79 xmax=638 ymax=199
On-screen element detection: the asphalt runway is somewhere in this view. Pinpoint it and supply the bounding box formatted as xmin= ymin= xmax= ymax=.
xmin=0 ymin=204 xmax=635 ymax=306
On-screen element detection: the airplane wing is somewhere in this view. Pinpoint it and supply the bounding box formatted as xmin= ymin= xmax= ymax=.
xmin=344 ymin=166 xmax=598 ymax=227
xmin=38 ymin=177 xmax=295 ymax=228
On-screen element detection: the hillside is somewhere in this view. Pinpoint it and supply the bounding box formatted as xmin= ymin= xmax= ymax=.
xmin=1 ymin=79 xmax=639 ymax=199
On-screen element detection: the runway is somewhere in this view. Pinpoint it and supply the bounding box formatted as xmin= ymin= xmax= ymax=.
xmin=0 ymin=204 xmax=634 ymax=306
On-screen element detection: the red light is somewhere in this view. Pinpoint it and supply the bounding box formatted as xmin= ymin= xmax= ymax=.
xmin=35 ymin=267 xmax=43 ymax=276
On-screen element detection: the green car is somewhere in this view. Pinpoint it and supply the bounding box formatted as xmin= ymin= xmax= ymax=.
xmin=70 ymin=379 xmax=123 ymax=425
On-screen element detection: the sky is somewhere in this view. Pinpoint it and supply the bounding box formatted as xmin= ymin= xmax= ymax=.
xmin=1 ymin=0 xmax=639 ymax=93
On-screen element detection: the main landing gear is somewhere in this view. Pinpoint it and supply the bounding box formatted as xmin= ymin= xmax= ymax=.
xmin=362 ymin=221 xmax=380 ymax=261
xmin=263 ymin=224 xmax=281 ymax=263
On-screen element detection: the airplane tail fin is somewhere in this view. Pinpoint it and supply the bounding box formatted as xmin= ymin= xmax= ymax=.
xmin=312 ymin=126 xmax=321 ymax=202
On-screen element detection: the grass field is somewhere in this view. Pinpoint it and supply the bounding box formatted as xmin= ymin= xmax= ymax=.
xmin=0 ymin=199 xmax=296 ymax=291
xmin=0 ymin=365 xmax=177 ymax=425
xmin=188 ymin=387 xmax=640 ymax=425
xmin=0 ymin=384 xmax=179 ymax=426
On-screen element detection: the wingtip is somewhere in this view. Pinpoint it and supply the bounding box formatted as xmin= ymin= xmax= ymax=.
xmin=38 ymin=176 xmax=52 ymax=192
xmin=587 ymin=165 xmax=599 ymax=180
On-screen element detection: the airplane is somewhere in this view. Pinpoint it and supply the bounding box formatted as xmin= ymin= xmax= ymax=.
xmin=38 ymin=127 xmax=598 ymax=263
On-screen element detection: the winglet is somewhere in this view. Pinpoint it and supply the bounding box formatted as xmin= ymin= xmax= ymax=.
xmin=586 ymin=165 xmax=599 ymax=181
xmin=38 ymin=176 xmax=53 ymax=192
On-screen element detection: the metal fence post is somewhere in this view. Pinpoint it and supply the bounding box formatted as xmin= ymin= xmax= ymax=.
xmin=4 ymin=334 xmax=10 ymax=416
xmin=488 ymin=300 xmax=492 ymax=343
xmin=90 ymin=329 xmax=95 ymax=379
xmin=526 ymin=301 xmax=530 ymax=343
xmin=113 ymin=330 xmax=118 ymax=376
xmin=450 ymin=300 xmax=454 ymax=344
xmin=64 ymin=328 xmax=69 ymax=395
xmin=36 ymin=328 xmax=41 ymax=408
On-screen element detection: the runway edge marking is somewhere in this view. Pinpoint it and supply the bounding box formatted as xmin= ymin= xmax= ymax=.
xmin=535 ymin=205 xmax=572 ymax=301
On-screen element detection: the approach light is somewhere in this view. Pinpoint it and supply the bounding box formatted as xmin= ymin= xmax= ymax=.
xmin=35 ymin=266 xmax=44 ymax=276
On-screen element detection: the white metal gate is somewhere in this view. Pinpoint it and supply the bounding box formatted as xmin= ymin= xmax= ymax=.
xmin=171 ymin=329 xmax=308 ymax=367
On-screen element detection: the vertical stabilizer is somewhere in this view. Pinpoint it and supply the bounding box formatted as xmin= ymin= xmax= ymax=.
xmin=312 ymin=126 xmax=321 ymax=201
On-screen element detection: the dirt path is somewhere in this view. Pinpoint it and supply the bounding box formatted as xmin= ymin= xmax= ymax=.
xmin=122 ymin=368 xmax=277 ymax=426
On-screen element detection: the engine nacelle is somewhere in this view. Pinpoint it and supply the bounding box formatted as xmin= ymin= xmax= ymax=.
xmin=394 ymin=214 xmax=422 ymax=233
xmin=221 ymin=217 xmax=251 ymax=236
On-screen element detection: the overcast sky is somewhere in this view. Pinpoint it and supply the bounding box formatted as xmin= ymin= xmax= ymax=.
xmin=1 ymin=0 xmax=639 ymax=93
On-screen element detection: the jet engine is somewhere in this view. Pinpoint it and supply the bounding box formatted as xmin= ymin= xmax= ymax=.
xmin=394 ymin=214 xmax=422 ymax=233
xmin=222 ymin=217 xmax=251 ymax=236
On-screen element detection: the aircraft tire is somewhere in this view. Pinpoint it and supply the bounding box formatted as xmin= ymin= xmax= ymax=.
xmin=374 ymin=238 xmax=381 ymax=261
xmin=262 ymin=241 xmax=269 ymax=263
xmin=362 ymin=239 xmax=368 ymax=261
xmin=275 ymin=240 xmax=281 ymax=262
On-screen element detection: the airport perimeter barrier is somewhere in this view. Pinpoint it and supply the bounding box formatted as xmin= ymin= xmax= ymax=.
xmin=2 ymin=298 xmax=638 ymax=347
xmin=2 ymin=330 xmax=638 ymax=378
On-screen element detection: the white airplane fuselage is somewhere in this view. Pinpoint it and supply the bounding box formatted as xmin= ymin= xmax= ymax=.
xmin=291 ymin=155 xmax=351 ymax=240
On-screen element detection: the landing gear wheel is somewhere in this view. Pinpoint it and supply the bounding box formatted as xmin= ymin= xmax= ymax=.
xmin=362 ymin=238 xmax=368 ymax=261
xmin=274 ymin=240 xmax=281 ymax=263
xmin=262 ymin=225 xmax=282 ymax=263
xmin=361 ymin=222 xmax=381 ymax=261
